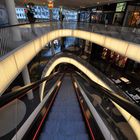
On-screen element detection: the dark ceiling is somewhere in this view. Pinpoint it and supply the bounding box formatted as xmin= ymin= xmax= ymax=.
xmin=14 ymin=0 xmax=130 ymax=9
xmin=0 ymin=0 xmax=132 ymax=9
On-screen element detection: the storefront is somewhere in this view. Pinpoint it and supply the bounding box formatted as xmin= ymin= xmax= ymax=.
xmin=90 ymin=10 xmax=103 ymax=24
xmin=62 ymin=9 xmax=78 ymax=21
xmin=80 ymin=2 xmax=127 ymax=26
xmin=80 ymin=10 xmax=90 ymax=22
xmin=112 ymin=2 xmax=127 ymax=25
xmin=129 ymin=11 xmax=140 ymax=27
xmin=125 ymin=10 xmax=140 ymax=27
xmin=123 ymin=2 xmax=140 ymax=27
xmin=90 ymin=3 xmax=119 ymax=25
xmin=101 ymin=48 xmax=128 ymax=68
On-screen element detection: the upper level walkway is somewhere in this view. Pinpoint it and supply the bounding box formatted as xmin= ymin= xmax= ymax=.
xmin=0 ymin=22 xmax=140 ymax=57
xmin=0 ymin=22 xmax=140 ymax=94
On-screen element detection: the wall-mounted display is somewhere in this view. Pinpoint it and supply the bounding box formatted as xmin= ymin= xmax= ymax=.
xmin=16 ymin=6 xmax=77 ymax=21
xmin=63 ymin=9 xmax=77 ymax=21
xmin=80 ymin=11 xmax=90 ymax=22
xmin=16 ymin=8 xmax=26 ymax=19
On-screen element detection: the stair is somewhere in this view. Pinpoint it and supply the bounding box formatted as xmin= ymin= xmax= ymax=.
xmin=39 ymin=76 xmax=89 ymax=140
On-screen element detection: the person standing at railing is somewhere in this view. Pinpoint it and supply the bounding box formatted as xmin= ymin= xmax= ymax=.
xmin=59 ymin=9 xmax=65 ymax=28
xmin=27 ymin=9 xmax=35 ymax=24
xmin=26 ymin=3 xmax=37 ymax=36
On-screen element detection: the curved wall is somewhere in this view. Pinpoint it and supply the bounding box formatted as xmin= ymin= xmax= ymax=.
xmin=40 ymin=56 xmax=111 ymax=101
xmin=0 ymin=29 xmax=140 ymax=94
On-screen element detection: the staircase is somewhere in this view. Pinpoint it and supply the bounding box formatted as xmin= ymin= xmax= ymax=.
xmin=39 ymin=75 xmax=89 ymax=140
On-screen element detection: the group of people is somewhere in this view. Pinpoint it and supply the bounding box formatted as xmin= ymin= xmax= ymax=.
xmin=26 ymin=5 xmax=65 ymax=35
xmin=26 ymin=5 xmax=65 ymax=24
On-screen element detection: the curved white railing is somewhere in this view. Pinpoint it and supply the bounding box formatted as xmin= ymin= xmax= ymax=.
xmin=0 ymin=28 xmax=140 ymax=95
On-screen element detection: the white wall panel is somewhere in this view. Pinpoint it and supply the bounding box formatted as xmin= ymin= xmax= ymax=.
xmin=0 ymin=55 xmax=19 ymax=93
xmin=126 ymin=43 xmax=140 ymax=62
xmin=104 ymin=37 xmax=129 ymax=56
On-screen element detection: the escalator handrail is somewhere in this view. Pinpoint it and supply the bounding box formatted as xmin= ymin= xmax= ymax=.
xmin=75 ymin=71 xmax=140 ymax=121
xmin=0 ymin=72 xmax=61 ymax=108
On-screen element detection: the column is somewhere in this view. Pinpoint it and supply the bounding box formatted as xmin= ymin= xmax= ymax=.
xmin=5 ymin=0 xmax=33 ymax=100
xmin=5 ymin=0 xmax=21 ymax=41
xmin=22 ymin=66 xmax=34 ymax=100
xmin=49 ymin=8 xmax=55 ymax=55
xmin=49 ymin=8 xmax=53 ymax=27
xmin=122 ymin=10 xmax=129 ymax=27
xmin=5 ymin=0 xmax=33 ymax=99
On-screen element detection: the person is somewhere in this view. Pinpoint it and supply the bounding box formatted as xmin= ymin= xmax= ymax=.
xmin=114 ymin=15 xmax=118 ymax=24
xmin=26 ymin=5 xmax=37 ymax=35
xmin=27 ymin=9 xmax=35 ymax=24
xmin=59 ymin=11 xmax=65 ymax=22
xmin=62 ymin=14 xmax=65 ymax=22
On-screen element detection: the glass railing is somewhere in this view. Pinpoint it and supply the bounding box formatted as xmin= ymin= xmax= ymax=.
xmin=74 ymin=73 xmax=140 ymax=140
xmin=0 ymin=22 xmax=140 ymax=58
xmin=0 ymin=73 xmax=61 ymax=140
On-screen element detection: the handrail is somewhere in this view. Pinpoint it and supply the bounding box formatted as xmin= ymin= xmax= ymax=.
xmin=0 ymin=21 xmax=51 ymax=29
xmin=0 ymin=72 xmax=61 ymax=108
xmin=12 ymin=74 xmax=63 ymax=140
xmin=74 ymin=71 xmax=140 ymax=121
xmin=1 ymin=20 xmax=139 ymax=30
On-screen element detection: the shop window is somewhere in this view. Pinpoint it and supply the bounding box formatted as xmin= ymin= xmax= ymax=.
xmin=101 ymin=48 xmax=128 ymax=68
xmin=127 ymin=11 xmax=140 ymax=27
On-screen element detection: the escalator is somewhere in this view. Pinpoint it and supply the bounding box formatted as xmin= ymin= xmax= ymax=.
xmin=39 ymin=75 xmax=90 ymax=140
xmin=34 ymin=72 xmax=140 ymax=140
xmin=0 ymin=70 xmax=140 ymax=140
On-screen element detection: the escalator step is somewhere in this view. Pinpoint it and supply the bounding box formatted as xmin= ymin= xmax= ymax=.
xmin=48 ymin=111 xmax=83 ymax=121
xmin=43 ymin=120 xmax=87 ymax=135
xmin=40 ymin=133 xmax=89 ymax=140
xmin=53 ymin=101 xmax=79 ymax=106
xmin=51 ymin=106 xmax=81 ymax=112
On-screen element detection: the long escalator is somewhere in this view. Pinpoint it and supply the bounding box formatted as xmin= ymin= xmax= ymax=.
xmin=40 ymin=75 xmax=90 ymax=140
xmin=1 ymin=70 xmax=140 ymax=140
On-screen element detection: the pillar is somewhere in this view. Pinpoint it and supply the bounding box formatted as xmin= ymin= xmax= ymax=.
xmin=122 ymin=10 xmax=129 ymax=27
xmin=22 ymin=66 xmax=34 ymax=100
xmin=5 ymin=0 xmax=21 ymax=41
xmin=5 ymin=0 xmax=33 ymax=99
xmin=48 ymin=9 xmax=55 ymax=55
xmin=49 ymin=8 xmax=53 ymax=27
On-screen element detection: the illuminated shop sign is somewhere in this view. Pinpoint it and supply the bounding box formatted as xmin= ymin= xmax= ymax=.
xmin=116 ymin=2 xmax=126 ymax=12
xmin=92 ymin=8 xmax=97 ymax=12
